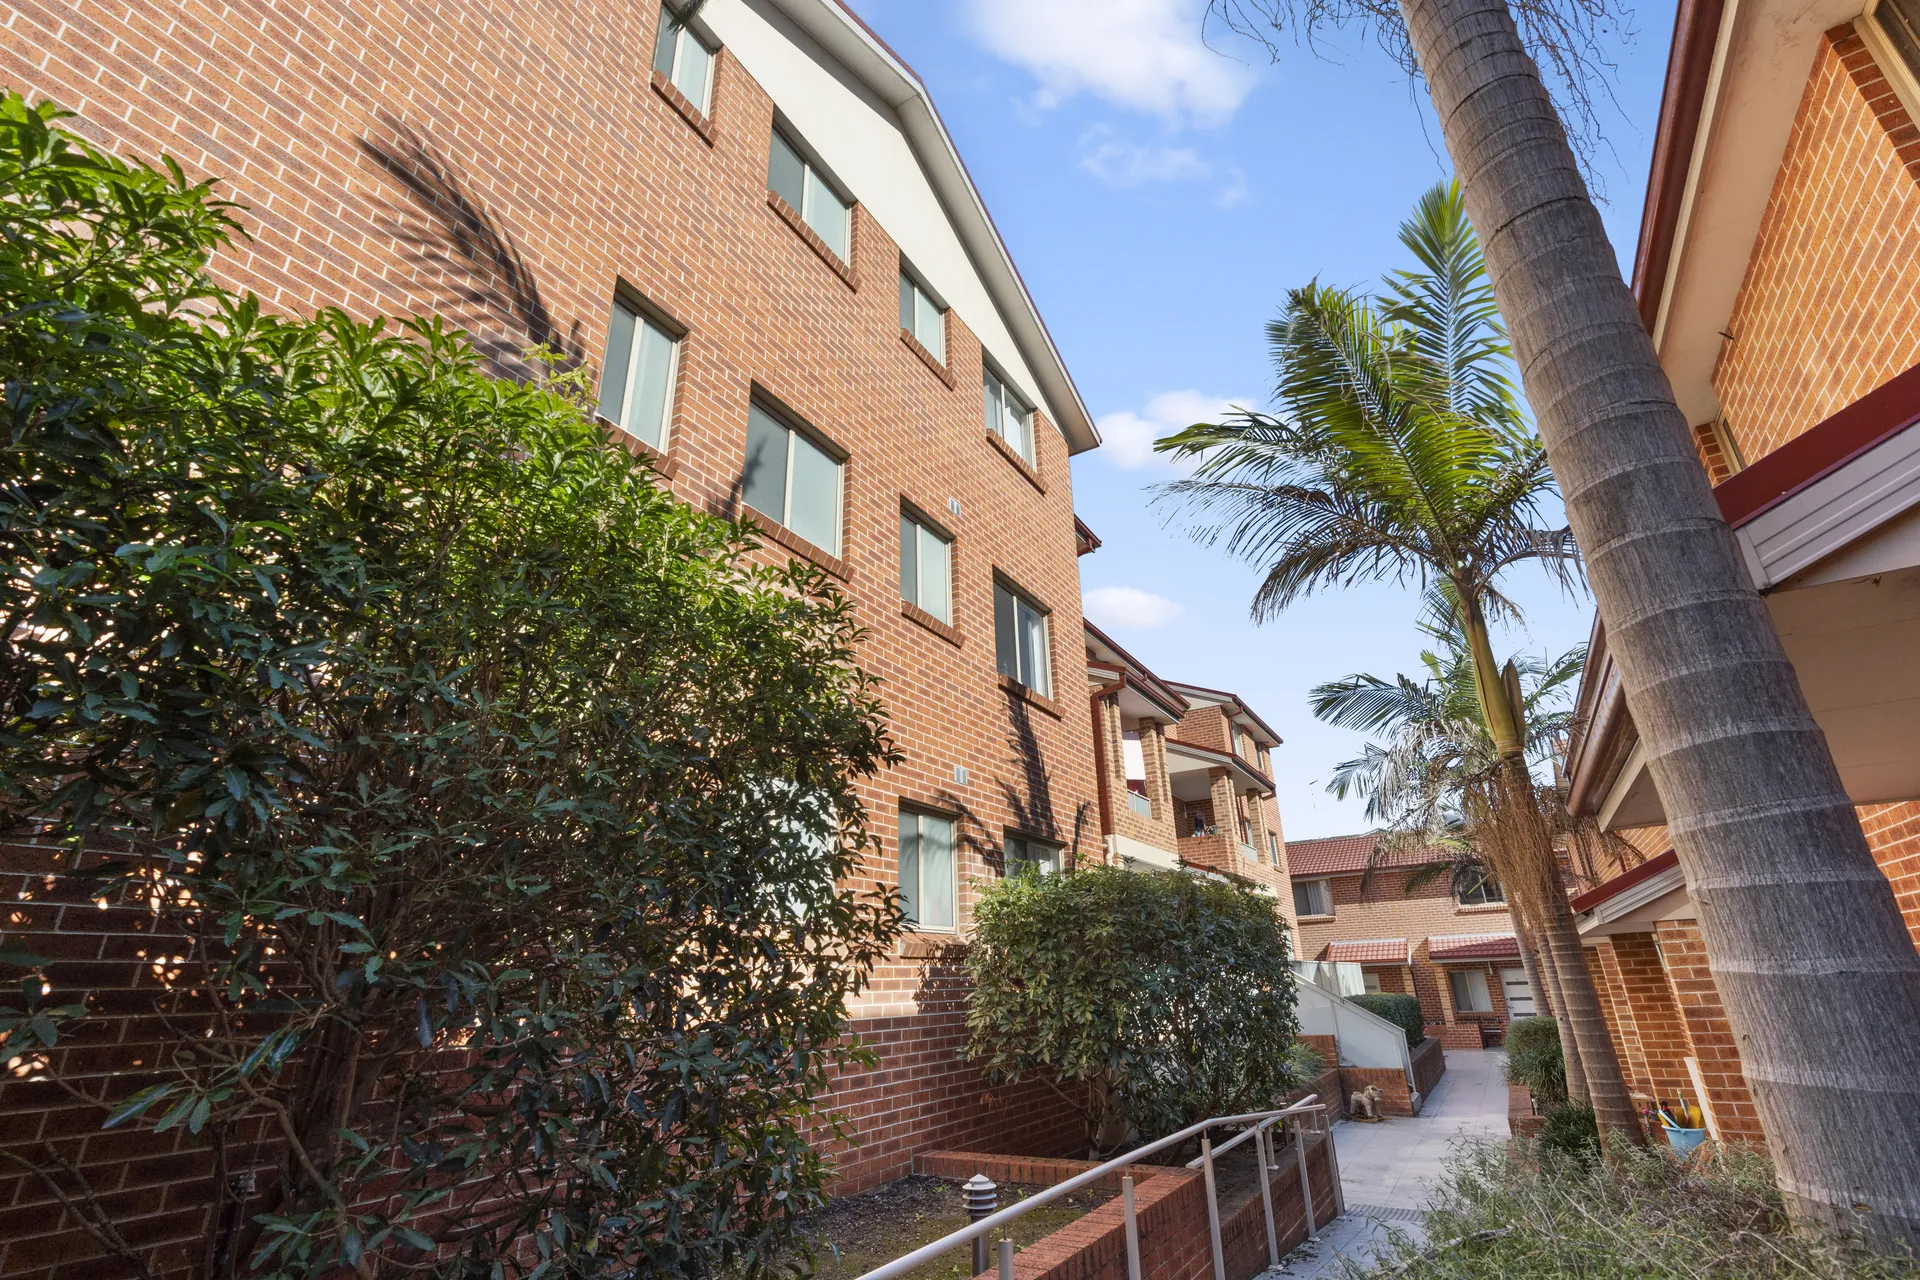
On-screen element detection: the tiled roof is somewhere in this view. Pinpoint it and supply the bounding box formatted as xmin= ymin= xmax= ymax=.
xmin=1427 ymin=932 xmax=1520 ymax=961
xmin=1569 ymin=849 xmax=1679 ymax=913
xmin=1285 ymin=833 xmax=1434 ymax=877
xmin=1322 ymin=938 xmax=1409 ymax=964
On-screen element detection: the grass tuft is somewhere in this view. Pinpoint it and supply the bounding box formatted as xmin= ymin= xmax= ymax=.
xmin=1350 ymin=1137 xmax=1919 ymax=1278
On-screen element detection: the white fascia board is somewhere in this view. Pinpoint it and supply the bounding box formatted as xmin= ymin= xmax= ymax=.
xmin=747 ymin=0 xmax=1099 ymax=454
xmin=1739 ymin=421 xmax=1920 ymax=589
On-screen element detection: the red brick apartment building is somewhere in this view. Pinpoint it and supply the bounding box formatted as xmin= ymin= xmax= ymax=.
xmin=1083 ymin=621 xmax=1290 ymax=901
xmin=0 ymin=0 xmax=1152 ymax=1266
xmin=1561 ymin=0 xmax=1920 ymax=1145
xmin=1285 ymin=834 xmax=1537 ymax=1049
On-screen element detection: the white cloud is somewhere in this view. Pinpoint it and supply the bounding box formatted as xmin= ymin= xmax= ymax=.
xmin=1079 ymin=130 xmax=1212 ymax=188
xmin=963 ymin=0 xmax=1258 ymax=126
xmin=1085 ymin=585 xmax=1186 ymax=630
xmin=1214 ymin=167 xmax=1250 ymax=208
xmin=1096 ymin=389 xmax=1254 ymax=469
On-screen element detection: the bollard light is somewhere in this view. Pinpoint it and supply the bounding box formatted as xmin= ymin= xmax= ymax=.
xmin=965 ymin=1174 xmax=998 ymax=1275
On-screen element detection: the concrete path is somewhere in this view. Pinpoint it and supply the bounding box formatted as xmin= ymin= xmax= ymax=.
xmin=1268 ymin=1049 xmax=1509 ymax=1279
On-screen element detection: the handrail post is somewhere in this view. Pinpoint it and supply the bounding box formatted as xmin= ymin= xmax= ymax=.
xmin=1200 ymin=1133 xmax=1227 ymax=1280
xmin=1293 ymin=1116 xmax=1317 ymax=1238
xmin=1255 ymin=1121 xmax=1279 ymax=1267
xmin=1122 ymin=1174 xmax=1143 ymax=1280
xmin=1321 ymin=1108 xmax=1346 ymax=1218
xmin=998 ymin=1237 xmax=1014 ymax=1280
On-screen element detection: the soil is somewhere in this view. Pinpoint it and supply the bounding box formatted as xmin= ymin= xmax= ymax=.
xmin=786 ymin=1174 xmax=1115 ymax=1280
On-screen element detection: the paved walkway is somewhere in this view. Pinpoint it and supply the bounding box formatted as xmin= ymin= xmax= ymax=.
xmin=1268 ymin=1049 xmax=1510 ymax=1279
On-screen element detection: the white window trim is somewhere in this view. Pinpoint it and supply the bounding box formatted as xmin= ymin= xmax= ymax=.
xmin=749 ymin=402 xmax=844 ymax=557
xmin=771 ymin=126 xmax=852 ymax=259
xmin=598 ymin=296 xmax=681 ymax=452
xmin=1449 ymin=968 xmax=1493 ymax=1014
xmin=1861 ymin=2 xmax=1920 ymax=124
xmin=900 ymin=506 xmax=952 ymax=622
xmin=1293 ymin=877 xmax=1333 ymax=918
xmin=899 ymin=807 xmax=958 ymax=933
xmin=983 ymin=363 xmax=1035 ymax=465
xmin=655 ymin=5 xmax=716 ymax=114
xmin=899 ymin=267 xmax=947 ymax=362
xmin=994 ymin=578 xmax=1053 ymax=697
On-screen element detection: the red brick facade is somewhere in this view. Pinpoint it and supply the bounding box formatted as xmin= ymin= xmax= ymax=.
xmin=0 ymin=0 xmax=1110 ymax=1268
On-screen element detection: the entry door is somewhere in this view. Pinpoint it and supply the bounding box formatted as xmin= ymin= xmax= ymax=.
xmin=1501 ymin=967 xmax=1536 ymax=1017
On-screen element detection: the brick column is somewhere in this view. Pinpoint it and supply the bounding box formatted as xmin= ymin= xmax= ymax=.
xmin=1654 ymin=920 xmax=1768 ymax=1148
xmin=1591 ymin=940 xmax=1653 ymax=1097
xmin=1609 ymin=932 xmax=1694 ymax=1105
xmin=1206 ymin=769 xmax=1236 ymax=840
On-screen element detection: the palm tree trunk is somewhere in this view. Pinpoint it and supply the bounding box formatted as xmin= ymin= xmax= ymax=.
xmin=1526 ymin=920 xmax=1589 ymax=1103
xmin=1398 ymin=0 xmax=1920 ymax=1245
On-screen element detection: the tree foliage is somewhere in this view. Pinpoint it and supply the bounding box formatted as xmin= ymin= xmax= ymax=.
xmin=1349 ymin=993 xmax=1426 ymax=1049
xmin=1506 ymin=1016 xmax=1569 ymax=1106
xmin=963 ymin=867 xmax=1306 ymax=1149
xmin=0 ymin=96 xmax=900 ymax=1279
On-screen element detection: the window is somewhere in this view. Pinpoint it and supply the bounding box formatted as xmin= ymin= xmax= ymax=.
xmin=651 ymin=4 xmax=715 ymax=114
xmin=898 ymin=809 xmax=955 ymax=930
xmin=1362 ymin=970 xmax=1382 ymax=995
xmin=1868 ymin=0 xmax=1920 ymax=87
xmin=982 ymin=366 xmax=1034 ymax=465
xmin=899 ymin=511 xmax=952 ymax=623
xmin=993 ymin=581 xmax=1051 ymax=697
xmin=742 ymin=402 xmax=841 ymax=555
xmin=1292 ymin=878 xmax=1332 ymax=918
xmin=1268 ymin=832 xmax=1281 ymax=865
xmin=1450 ymin=968 xmax=1493 ymax=1014
xmin=1006 ymin=834 xmax=1059 ymax=876
xmin=768 ymin=129 xmax=851 ymax=262
xmin=899 ymin=270 xmax=946 ymax=363
xmin=1457 ymin=869 xmax=1506 ymax=907
xmin=596 ymin=299 xmax=678 ymax=450
xmin=1121 ymin=730 xmax=1151 ymax=817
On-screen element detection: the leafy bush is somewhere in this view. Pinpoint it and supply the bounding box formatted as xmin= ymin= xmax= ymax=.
xmin=965 ymin=867 xmax=1303 ymax=1147
xmin=1350 ymin=992 xmax=1427 ymax=1048
xmin=1504 ymin=1015 xmax=1568 ymax=1106
xmin=1539 ymin=1103 xmax=1601 ymax=1162
xmin=0 ymin=96 xmax=900 ymax=1279
xmin=1358 ymin=1136 xmax=1917 ymax=1278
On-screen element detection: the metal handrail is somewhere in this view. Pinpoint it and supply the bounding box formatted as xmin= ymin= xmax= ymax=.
xmin=848 ymin=1095 xmax=1336 ymax=1280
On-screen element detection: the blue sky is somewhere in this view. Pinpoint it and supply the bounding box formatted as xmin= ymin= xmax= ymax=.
xmin=847 ymin=0 xmax=1679 ymax=839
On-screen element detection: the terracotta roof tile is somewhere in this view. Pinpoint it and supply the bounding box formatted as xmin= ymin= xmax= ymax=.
xmin=1427 ymin=932 xmax=1520 ymax=961
xmin=1321 ymin=938 xmax=1410 ymax=964
xmin=1285 ymin=833 xmax=1434 ymax=877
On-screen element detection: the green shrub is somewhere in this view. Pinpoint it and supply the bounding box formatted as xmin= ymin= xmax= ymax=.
xmin=1539 ymin=1103 xmax=1600 ymax=1162
xmin=966 ymin=867 xmax=1303 ymax=1147
xmin=0 ymin=96 xmax=899 ymax=1279
xmin=1357 ymin=1135 xmax=1917 ymax=1278
xmin=1504 ymin=1015 xmax=1568 ymax=1106
xmin=1349 ymin=992 xmax=1426 ymax=1047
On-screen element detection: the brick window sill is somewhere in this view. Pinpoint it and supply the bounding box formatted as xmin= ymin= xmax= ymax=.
xmin=750 ymin=516 xmax=850 ymax=581
xmin=1297 ymin=913 xmax=1336 ymax=924
xmin=901 ymin=599 xmax=962 ymax=647
xmin=1454 ymin=903 xmax=1511 ymax=915
xmin=998 ymin=672 xmax=1062 ymax=719
xmin=768 ymin=191 xmax=857 ymax=289
xmin=897 ymin=932 xmax=964 ymax=958
xmin=651 ymin=70 xmax=716 ymax=145
xmin=986 ymin=429 xmax=1045 ymax=494
xmin=597 ymin=414 xmax=680 ymax=481
xmin=900 ymin=328 xmax=955 ymax=388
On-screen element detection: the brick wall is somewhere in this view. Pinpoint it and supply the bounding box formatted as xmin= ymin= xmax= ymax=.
xmin=0 ymin=0 xmax=1100 ymax=1268
xmin=1653 ymin=921 xmax=1767 ymax=1147
xmin=1712 ymin=27 xmax=1920 ymax=461
xmin=1861 ymin=802 xmax=1920 ymax=949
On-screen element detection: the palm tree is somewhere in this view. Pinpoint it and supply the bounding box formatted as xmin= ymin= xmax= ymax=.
xmin=1207 ymin=0 xmax=1920 ymax=1247
xmin=1156 ymin=182 xmax=1642 ymax=1141
xmin=1311 ymin=596 xmax=1596 ymax=1101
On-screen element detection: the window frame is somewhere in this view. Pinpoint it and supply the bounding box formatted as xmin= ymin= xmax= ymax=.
xmin=1863 ymin=0 xmax=1920 ymax=121
xmin=1456 ymin=868 xmax=1506 ymax=908
xmin=1292 ymin=877 xmax=1333 ymax=918
xmin=898 ymin=504 xmax=954 ymax=624
xmin=897 ymin=806 xmax=957 ymax=932
xmin=982 ymin=363 xmax=1035 ymax=466
xmin=595 ymin=293 xmax=683 ymax=453
xmin=1005 ymin=832 xmax=1060 ymax=877
xmin=1268 ymin=832 xmax=1281 ymax=865
xmin=898 ymin=266 xmax=948 ymax=364
xmin=1449 ymin=968 xmax=1493 ymax=1014
xmin=1362 ymin=970 xmax=1383 ymax=995
xmin=993 ymin=577 xmax=1053 ymax=698
xmin=652 ymin=3 xmax=717 ymax=115
xmin=741 ymin=398 xmax=845 ymax=557
xmin=768 ymin=126 xmax=852 ymax=264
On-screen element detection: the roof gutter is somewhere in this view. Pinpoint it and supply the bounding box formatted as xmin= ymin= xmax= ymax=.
xmin=1630 ymin=0 xmax=1730 ymax=332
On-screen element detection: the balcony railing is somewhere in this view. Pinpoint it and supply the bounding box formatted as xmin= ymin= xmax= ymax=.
xmin=1127 ymin=791 xmax=1152 ymax=817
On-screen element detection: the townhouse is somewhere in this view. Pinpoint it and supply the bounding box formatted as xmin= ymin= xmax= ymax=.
xmin=1559 ymin=0 xmax=1920 ymax=1144
xmin=1285 ymin=834 xmax=1537 ymax=1048
xmin=1082 ymin=620 xmax=1291 ymax=900
xmin=0 ymin=0 xmax=1123 ymax=1220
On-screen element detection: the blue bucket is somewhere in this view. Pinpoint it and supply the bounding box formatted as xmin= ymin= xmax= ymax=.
xmin=1663 ymin=1123 xmax=1708 ymax=1154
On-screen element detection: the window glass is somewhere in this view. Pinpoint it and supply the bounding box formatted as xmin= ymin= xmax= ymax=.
xmin=740 ymin=404 xmax=842 ymax=556
xmin=899 ymin=513 xmax=951 ymax=623
xmin=1878 ymin=0 xmax=1920 ymax=83
xmin=653 ymin=5 xmax=714 ymax=113
xmin=899 ymin=272 xmax=946 ymax=363
xmin=982 ymin=367 xmax=1034 ymax=464
xmin=803 ymin=166 xmax=849 ymax=261
xmin=899 ymin=809 xmax=955 ymax=929
xmin=1363 ymin=970 xmax=1382 ymax=995
xmin=1292 ymin=878 xmax=1331 ymax=917
xmin=1449 ymin=969 xmax=1492 ymax=1013
xmin=1269 ymin=832 xmax=1281 ymax=865
xmin=1121 ymin=730 xmax=1147 ymax=796
xmin=596 ymin=299 xmax=677 ymax=450
xmin=768 ymin=130 xmax=806 ymax=213
xmin=994 ymin=582 xmax=1050 ymax=696
xmin=1006 ymin=835 xmax=1059 ymax=876
xmin=1457 ymin=869 xmax=1505 ymax=906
